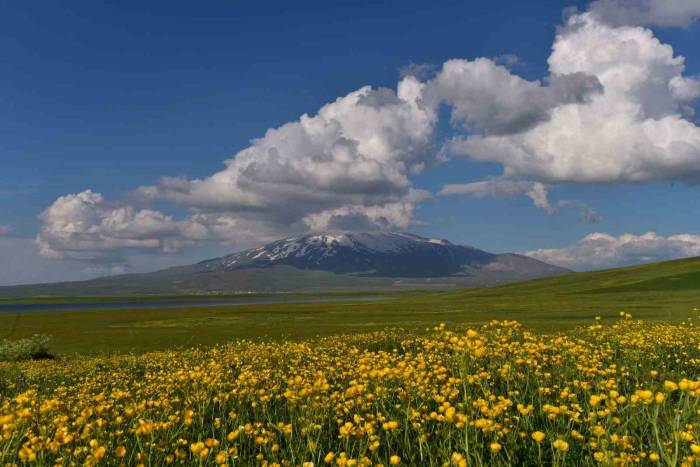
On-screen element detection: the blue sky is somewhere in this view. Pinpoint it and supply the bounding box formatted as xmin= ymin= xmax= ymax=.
xmin=1 ymin=0 xmax=700 ymax=284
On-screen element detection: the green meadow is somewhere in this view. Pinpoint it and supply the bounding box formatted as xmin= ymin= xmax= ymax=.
xmin=2 ymin=256 xmax=700 ymax=355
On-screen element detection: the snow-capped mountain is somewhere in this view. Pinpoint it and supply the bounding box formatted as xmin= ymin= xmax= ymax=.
xmin=0 ymin=231 xmax=570 ymax=297
xmin=197 ymin=231 xmax=566 ymax=278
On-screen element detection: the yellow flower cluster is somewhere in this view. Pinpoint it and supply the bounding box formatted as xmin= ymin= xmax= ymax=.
xmin=1 ymin=314 xmax=700 ymax=466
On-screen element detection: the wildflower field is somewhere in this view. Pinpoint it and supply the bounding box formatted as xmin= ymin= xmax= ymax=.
xmin=2 ymin=313 xmax=700 ymax=466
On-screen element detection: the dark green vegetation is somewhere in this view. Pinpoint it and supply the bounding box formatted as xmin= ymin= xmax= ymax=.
xmin=2 ymin=256 xmax=700 ymax=355
xmin=0 ymin=334 xmax=52 ymax=361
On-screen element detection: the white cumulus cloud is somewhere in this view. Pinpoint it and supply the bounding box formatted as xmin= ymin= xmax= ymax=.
xmin=39 ymin=78 xmax=439 ymax=263
xmin=136 ymin=77 xmax=435 ymax=232
xmin=526 ymin=232 xmax=700 ymax=270
xmin=452 ymin=12 xmax=700 ymax=184
xmin=423 ymin=58 xmax=602 ymax=135
xmin=37 ymin=190 xmax=204 ymax=262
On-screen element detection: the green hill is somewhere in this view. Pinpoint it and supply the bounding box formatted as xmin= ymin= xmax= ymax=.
xmin=442 ymin=255 xmax=700 ymax=297
xmin=431 ymin=256 xmax=700 ymax=321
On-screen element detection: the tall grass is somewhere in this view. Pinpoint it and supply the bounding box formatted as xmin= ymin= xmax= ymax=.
xmin=1 ymin=317 xmax=699 ymax=465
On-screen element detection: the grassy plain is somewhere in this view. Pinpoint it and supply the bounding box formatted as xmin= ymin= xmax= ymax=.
xmin=2 ymin=257 xmax=700 ymax=355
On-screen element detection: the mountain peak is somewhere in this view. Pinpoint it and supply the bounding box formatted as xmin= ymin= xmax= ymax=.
xmin=293 ymin=231 xmax=452 ymax=252
xmin=197 ymin=230 xmax=565 ymax=278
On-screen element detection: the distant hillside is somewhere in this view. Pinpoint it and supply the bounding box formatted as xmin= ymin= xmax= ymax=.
xmin=446 ymin=255 xmax=700 ymax=299
xmin=0 ymin=231 xmax=568 ymax=297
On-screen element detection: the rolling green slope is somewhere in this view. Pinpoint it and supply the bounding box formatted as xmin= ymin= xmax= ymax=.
xmin=2 ymin=257 xmax=699 ymax=355
xmin=452 ymin=255 xmax=700 ymax=296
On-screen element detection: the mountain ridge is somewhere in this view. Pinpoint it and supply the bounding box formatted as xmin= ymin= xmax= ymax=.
xmin=0 ymin=231 xmax=569 ymax=297
xmin=194 ymin=231 xmax=566 ymax=278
